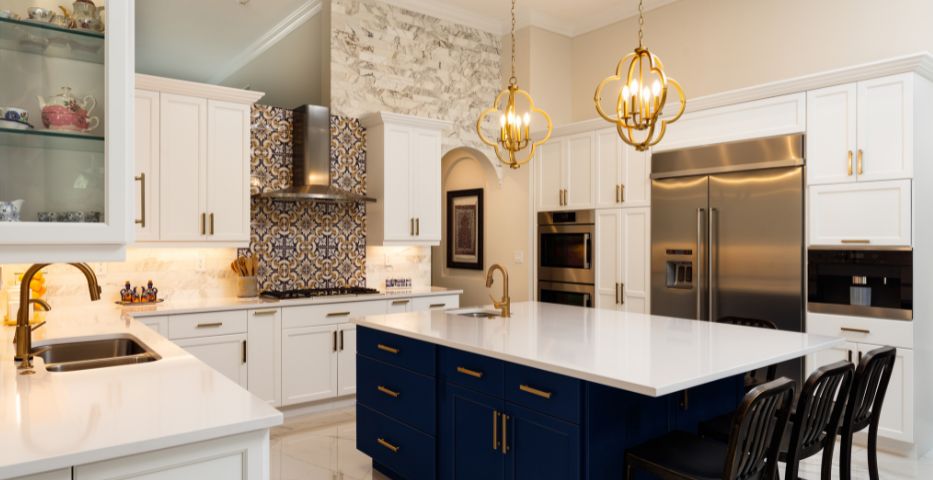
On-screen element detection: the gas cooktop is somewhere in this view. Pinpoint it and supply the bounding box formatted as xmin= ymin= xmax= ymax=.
xmin=260 ymin=287 xmax=382 ymax=300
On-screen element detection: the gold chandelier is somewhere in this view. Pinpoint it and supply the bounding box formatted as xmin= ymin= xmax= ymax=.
xmin=594 ymin=0 xmax=685 ymax=151
xmin=476 ymin=0 xmax=552 ymax=169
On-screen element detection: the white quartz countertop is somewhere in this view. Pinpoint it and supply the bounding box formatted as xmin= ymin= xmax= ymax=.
xmin=128 ymin=287 xmax=462 ymax=318
xmin=0 ymin=304 xmax=284 ymax=479
xmin=355 ymin=302 xmax=844 ymax=397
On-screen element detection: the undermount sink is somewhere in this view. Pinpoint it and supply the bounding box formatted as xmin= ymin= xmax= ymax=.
xmin=450 ymin=308 xmax=502 ymax=319
xmin=31 ymin=335 xmax=161 ymax=372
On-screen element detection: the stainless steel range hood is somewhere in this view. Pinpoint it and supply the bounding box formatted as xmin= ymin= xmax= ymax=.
xmin=261 ymin=105 xmax=375 ymax=202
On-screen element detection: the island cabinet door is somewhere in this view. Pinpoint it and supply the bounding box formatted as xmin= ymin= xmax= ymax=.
xmin=440 ymin=384 xmax=506 ymax=480
xmin=504 ymin=402 xmax=581 ymax=480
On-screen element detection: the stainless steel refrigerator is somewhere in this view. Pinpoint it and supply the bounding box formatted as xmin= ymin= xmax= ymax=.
xmin=650 ymin=134 xmax=805 ymax=380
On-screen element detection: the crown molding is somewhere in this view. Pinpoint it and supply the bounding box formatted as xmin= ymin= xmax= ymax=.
xmin=136 ymin=74 xmax=266 ymax=104
xmin=570 ymin=0 xmax=679 ymax=37
xmin=210 ymin=0 xmax=322 ymax=84
xmin=379 ymin=0 xmax=506 ymax=35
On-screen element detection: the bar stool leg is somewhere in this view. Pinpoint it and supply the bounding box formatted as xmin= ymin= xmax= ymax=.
xmin=839 ymin=431 xmax=853 ymax=480
xmin=868 ymin=423 xmax=881 ymax=480
xmin=820 ymin=438 xmax=836 ymax=480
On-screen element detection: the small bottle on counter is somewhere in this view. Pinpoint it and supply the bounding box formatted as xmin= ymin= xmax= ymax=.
xmin=120 ymin=281 xmax=132 ymax=303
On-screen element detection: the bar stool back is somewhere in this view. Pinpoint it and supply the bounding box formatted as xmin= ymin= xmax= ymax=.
xmin=724 ymin=377 xmax=796 ymax=480
xmin=839 ymin=346 xmax=896 ymax=480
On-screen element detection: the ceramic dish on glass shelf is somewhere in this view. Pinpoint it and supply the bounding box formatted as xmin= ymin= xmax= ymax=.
xmin=0 ymin=118 xmax=34 ymax=130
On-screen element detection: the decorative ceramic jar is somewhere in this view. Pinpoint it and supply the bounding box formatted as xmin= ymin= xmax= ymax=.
xmin=37 ymin=87 xmax=100 ymax=133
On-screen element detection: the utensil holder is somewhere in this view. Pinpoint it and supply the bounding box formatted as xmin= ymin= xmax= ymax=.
xmin=237 ymin=276 xmax=258 ymax=298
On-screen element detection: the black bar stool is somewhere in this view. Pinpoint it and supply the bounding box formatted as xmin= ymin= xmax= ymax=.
xmin=717 ymin=316 xmax=779 ymax=390
xmin=839 ymin=346 xmax=897 ymax=480
xmin=625 ymin=377 xmax=795 ymax=480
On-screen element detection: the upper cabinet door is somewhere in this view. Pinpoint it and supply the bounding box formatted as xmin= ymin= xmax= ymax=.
xmin=621 ymin=147 xmax=651 ymax=207
xmin=564 ymin=133 xmax=595 ymax=209
xmin=160 ymin=94 xmax=207 ymax=241
xmin=134 ymin=90 xmax=161 ymax=242
xmin=808 ymin=179 xmax=911 ymax=246
xmin=857 ymin=74 xmax=914 ymax=182
xmin=205 ymin=100 xmax=251 ymax=242
xmin=383 ymin=125 xmax=415 ymax=241
xmin=536 ymin=140 xmax=565 ymax=212
xmin=594 ymin=130 xmax=623 ymax=208
xmin=411 ymin=128 xmax=443 ymax=241
xmin=806 ymin=83 xmax=858 ymax=185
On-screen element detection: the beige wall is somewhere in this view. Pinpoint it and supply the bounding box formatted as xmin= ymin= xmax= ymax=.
xmin=571 ymin=0 xmax=933 ymax=121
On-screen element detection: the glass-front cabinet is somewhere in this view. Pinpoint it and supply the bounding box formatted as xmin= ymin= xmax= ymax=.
xmin=0 ymin=0 xmax=133 ymax=262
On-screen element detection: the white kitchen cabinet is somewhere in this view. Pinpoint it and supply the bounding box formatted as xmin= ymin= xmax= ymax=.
xmin=159 ymin=93 xmax=207 ymax=242
xmin=74 ymin=430 xmax=267 ymax=480
xmin=387 ymin=298 xmax=412 ymax=313
xmin=362 ymin=112 xmax=452 ymax=246
xmin=337 ymin=323 xmax=357 ymax=396
xmin=12 ymin=470 xmax=71 ymax=480
xmin=565 ymin=133 xmax=596 ymax=209
xmin=247 ymin=308 xmax=282 ymax=407
xmin=282 ymin=325 xmax=339 ymax=405
xmin=807 ymin=74 xmax=914 ymax=185
xmin=175 ymin=334 xmax=248 ymax=389
xmin=536 ymin=140 xmax=565 ymax=211
xmin=595 ymin=129 xmax=650 ymax=208
xmin=137 ymin=315 xmax=168 ymax=337
xmin=595 ymin=208 xmax=650 ymax=313
xmin=134 ymin=90 xmax=161 ymax=242
xmin=808 ymin=179 xmax=911 ymax=246
xmin=410 ymin=294 xmax=460 ymax=311
xmin=205 ymin=100 xmax=252 ymax=242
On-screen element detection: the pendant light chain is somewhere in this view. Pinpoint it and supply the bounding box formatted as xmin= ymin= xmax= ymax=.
xmin=637 ymin=0 xmax=644 ymax=49
xmin=509 ymin=0 xmax=517 ymax=86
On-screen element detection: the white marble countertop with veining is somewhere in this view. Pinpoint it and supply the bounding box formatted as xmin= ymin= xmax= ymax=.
xmin=355 ymin=301 xmax=844 ymax=397
xmin=0 ymin=304 xmax=283 ymax=479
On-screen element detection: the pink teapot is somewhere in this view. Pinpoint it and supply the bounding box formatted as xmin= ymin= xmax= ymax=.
xmin=37 ymin=87 xmax=100 ymax=133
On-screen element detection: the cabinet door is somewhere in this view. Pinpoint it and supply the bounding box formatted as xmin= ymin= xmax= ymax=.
xmin=564 ymin=133 xmax=595 ymax=209
xmin=159 ymin=94 xmax=207 ymax=241
xmin=387 ymin=298 xmax=412 ymax=313
xmin=205 ymin=100 xmax=251 ymax=243
xmin=594 ymin=209 xmax=622 ymax=310
xmin=137 ymin=315 xmax=168 ymax=337
xmin=442 ymin=384 xmax=505 ymax=480
xmin=594 ymin=130 xmax=623 ymax=208
xmin=621 ymin=147 xmax=651 ymax=207
xmin=411 ymin=128 xmax=443 ymax=241
xmin=12 ymin=470 xmax=71 ymax=480
xmin=806 ymin=84 xmax=858 ymax=185
xmin=383 ymin=125 xmax=415 ymax=241
xmin=134 ymin=90 xmax=161 ymax=241
xmin=806 ymin=341 xmax=856 ymax=377
xmin=247 ymin=309 xmax=281 ymax=407
xmin=282 ymin=325 xmax=337 ymax=405
xmin=621 ymin=207 xmax=651 ymax=313
xmin=857 ymin=74 xmax=914 ymax=182
xmin=808 ymin=180 xmax=911 ymax=246
xmin=859 ymin=345 xmax=914 ymax=443
xmin=337 ymin=324 xmax=356 ymax=396
xmin=175 ymin=334 xmax=248 ymax=388
xmin=536 ymin=140 xmax=564 ymax=212
xmin=505 ymin=402 xmax=581 ymax=480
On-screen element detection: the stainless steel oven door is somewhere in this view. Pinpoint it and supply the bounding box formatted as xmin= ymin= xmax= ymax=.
xmin=538 ymin=224 xmax=594 ymax=284
xmin=538 ymin=281 xmax=595 ymax=308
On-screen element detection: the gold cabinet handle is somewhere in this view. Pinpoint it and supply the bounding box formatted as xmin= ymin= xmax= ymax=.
xmin=377 ymin=438 xmax=400 ymax=453
xmin=429 ymin=303 xmax=447 ymax=309
xmin=377 ymin=343 xmax=399 ymax=354
xmin=841 ymin=239 xmax=871 ymax=244
xmin=134 ymin=173 xmax=146 ymax=227
xmin=456 ymin=366 xmax=484 ymax=379
xmin=201 ymin=213 xmax=206 ymax=235
xmin=242 ymin=340 xmax=247 ymax=364
xmin=416 ymin=217 xmax=420 ymax=236
xmin=619 ymin=283 xmax=625 ymax=305
xmin=392 ymin=299 xmax=411 ymax=306
xmin=339 ymin=329 xmax=344 ymax=351
xmin=615 ymin=282 xmax=619 ymax=304
xmin=333 ymin=330 xmax=338 ymax=352
xmin=209 ymin=212 xmax=215 ymax=235
xmin=619 ymin=184 xmax=625 ymax=203
xmin=501 ymin=413 xmax=509 ymax=454
xmin=326 ymin=311 xmax=351 ymax=317
xmin=410 ymin=218 xmax=414 ymax=236
xmin=616 ymin=184 xmax=620 ymax=203
xmin=857 ymin=149 xmax=864 ymax=175
xmin=253 ymin=309 xmax=277 ymax=316
xmin=519 ymin=384 xmax=552 ymax=399
xmin=492 ymin=410 xmax=500 ymax=450
xmin=377 ymin=385 xmax=400 ymax=398
xmin=196 ymin=322 xmax=223 ymax=329
xmin=847 ymin=150 xmax=854 ymax=176
xmin=841 ymin=327 xmax=871 ymax=334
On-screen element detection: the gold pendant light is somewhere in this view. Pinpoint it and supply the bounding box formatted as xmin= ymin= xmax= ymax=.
xmin=594 ymin=0 xmax=685 ymax=151
xmin=476 ymin=0 xmax=552 ymax=169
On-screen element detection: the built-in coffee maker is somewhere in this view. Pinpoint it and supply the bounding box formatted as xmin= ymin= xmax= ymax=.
xmin=807 ymin=248 xmax=913 ymax=320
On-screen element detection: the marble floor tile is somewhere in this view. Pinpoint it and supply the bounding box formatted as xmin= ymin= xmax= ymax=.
xmin=271 ymin=407 xmax=933 ymax=480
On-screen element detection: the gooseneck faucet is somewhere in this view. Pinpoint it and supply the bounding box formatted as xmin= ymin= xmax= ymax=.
xmin=485 ymin=264 xmax=511 ymax=318
xmin=14 ymin=263 xmax=102 ymax=370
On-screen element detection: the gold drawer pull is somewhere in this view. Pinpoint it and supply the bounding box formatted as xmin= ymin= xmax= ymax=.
xmin=327 ymin=311 xmax=351 ymax=317
xmin=196 ymin=322 xmax=223 ymax=329
xmin=492 ymin=410 xmax=500 ymax=450
xmin=377 ymin=385 xmax=400 ymax=398
xmin=519 ymin=384 xmax=553 ymax=399
xmin=847 ymin=150 xmax=854 ymax=176
xmin=392 ymin=299 xmax=411 ymax=305
xmin=841 ymin=239 xmax=870 ymax=244
xmin=377 ymin=438 xmax=400 ymax=453
xmin=457 ymin=366 xmax=484 ymax=379
xmin=253 ymin=309 xmax=277 ymax=316
xmin=841 ymin=327 xmax=871 ymax=334
xmin=429 ymin=303 xmax=447 ymax=309
xmin=377 ymin=343 xmax=399 ymax=354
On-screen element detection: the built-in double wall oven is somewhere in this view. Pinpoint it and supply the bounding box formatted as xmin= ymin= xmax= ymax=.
xmin=537 ymin=210 xmax=595 ymax=307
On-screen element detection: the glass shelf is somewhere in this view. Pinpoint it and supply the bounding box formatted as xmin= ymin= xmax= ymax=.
xmin=0 ymin=16 xmax=104 ymax=64
xmin=0 ymin=126 xmax=104 ymax=152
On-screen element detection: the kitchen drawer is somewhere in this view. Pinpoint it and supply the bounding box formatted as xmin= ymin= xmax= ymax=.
xmin=358 ymin=327 xmax=436 ymax=376
xmin=282 ymin=299 xmax=388 ymax=329
xmin=411 ymin=294 xmax=460 ymax=311
xmin=505 ymin=363 xmax=583 ymax=424
xmin=807 ymin=312 xmax=912 ymax=349
xmin=357 ymin=355 xmax=436 ymax=434
xmin=439 ymin=347 xmax=503 ymax=397
xmin=357 ymin=404 xmax=436 ymax=480
xmin=168 ymin=310 xmax=247 ymax=340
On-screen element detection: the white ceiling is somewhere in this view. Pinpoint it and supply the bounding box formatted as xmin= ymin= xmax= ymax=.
xmin=382 ymin=0 xmax=680 ymax=37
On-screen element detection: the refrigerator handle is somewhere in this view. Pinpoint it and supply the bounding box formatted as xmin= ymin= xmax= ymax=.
xmin=709 ymin=208 xmax=718 ymax=323
xmin=696 ymin=208 xmax=706 ymax=321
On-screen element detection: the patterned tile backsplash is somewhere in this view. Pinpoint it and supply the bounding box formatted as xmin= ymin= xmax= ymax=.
xmin=239 ymin=105 xmax=368 ymax=292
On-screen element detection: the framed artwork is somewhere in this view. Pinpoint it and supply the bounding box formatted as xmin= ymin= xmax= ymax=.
xmin=446 ymin=188 xmax=484 ymax=270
